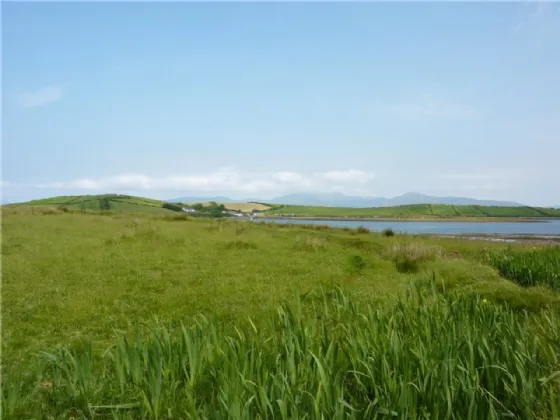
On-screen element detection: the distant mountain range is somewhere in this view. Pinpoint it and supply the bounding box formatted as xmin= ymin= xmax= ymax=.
xmin=168 ymin=192 xmax=526 ymax=208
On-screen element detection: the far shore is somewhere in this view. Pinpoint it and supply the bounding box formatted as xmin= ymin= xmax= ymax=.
xmin=431 ymin=233 xmax=560 ymax=245
xmin=253 ymin=215 xmax=556 ymax=223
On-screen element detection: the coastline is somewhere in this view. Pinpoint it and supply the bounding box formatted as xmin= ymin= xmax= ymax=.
xmin=254 ymin=216 xmax=554 ymax=223
xmin=431 ymin=233 xmax=560 ymax=245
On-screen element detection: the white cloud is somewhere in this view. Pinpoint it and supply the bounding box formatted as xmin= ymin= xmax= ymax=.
xmin=271 ymin=172 xmax=304 ymax=183
xmin=31 ymin=168 xmax=377 ymax=195
xmin=318 ymin=170 xmax=375 ymax=183
xmin=16 ymin=85 xmax=64 ymax=109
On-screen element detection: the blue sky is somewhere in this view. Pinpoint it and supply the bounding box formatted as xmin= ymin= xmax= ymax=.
xmin=2 ymin=2 xmax=559 ymax=205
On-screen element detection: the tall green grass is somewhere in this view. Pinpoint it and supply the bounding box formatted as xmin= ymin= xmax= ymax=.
xmin=484 ymin=246 xmax=560 ymax=290
xmin=4 ymin=284 xmax=559 ymax=419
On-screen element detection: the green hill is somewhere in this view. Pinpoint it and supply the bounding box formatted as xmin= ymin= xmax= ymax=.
xmin=8 ymin=194 xmax=174 ymax=215
xmin=8 ymin=195 xmax=560 ymax=219
xmin=262 ymin=203 xmax=560 ymax=219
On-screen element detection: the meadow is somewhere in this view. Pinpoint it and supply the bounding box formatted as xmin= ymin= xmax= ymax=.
xmin=2 ymin=206 xmax=560 ymax=419
xmin=10 ymin=194 xmax=560 ymax=220
xmin=262 ymin=203 xmax=560 ymax=219
xmin=8 ymin=194 xmax=271 ymax=216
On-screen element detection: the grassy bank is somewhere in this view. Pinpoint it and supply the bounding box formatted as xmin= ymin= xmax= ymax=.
xmin=5 ymin=194 xmax=270 ymax=216
xmin=2 ymin=207 xmax=560 ymax=418
xmin=263 ymin=203 xmax=560 ymax=219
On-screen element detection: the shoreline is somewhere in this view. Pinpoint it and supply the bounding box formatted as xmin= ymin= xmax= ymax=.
xmin=254 ymin=216 xmax=555 ymax=223
xmin=431 ymin=233 xmax=560 ymax=245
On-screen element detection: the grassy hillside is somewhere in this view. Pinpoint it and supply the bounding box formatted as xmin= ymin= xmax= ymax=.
xmin=182 ymin=201 xmax=272 ymax=212
xmin=7 ymin=194 xmax=271 ymax=215
xmin=2 ymin=205 xmax=560 ymax=418
xmin=9 ymin=194 xmax=173 ymax=214
xmin=9 ymin=195 xmax=560 ymax=219
xmin=263 ymin=203 xmax=560 ymax=218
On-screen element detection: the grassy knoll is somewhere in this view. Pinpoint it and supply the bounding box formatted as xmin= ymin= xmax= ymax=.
xmin=9 ymin=194 xmax=174 ymax=215
xmin=2 ymin=207 xmax=560 ymax=418
xmin=5 ymin=195 xmax=261 ymax=217
xmin=263 ymin=203 xmax=560 ymax=219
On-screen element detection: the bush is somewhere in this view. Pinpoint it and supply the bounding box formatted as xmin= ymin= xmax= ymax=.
xmin=99 ymin=198 xmax=111 ymax=211
xmin=390 ymin=242 xmax=443 ymax=273
xmin=348 ymin=254 xmax=367 ymax=274
xmin=382 ymin=228 xmax=395 ymax=237
xmin=355 ymin=226 xmax=370 ymax=234
xmin=162 ymin=202 xmax=183 ymax=212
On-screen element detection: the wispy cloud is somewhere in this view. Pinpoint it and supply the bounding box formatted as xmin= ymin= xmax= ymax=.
xmin=31 ymin=169 xmax=377 ymax=195
xmin=16 ymin=85 xmax=64 ymax=109
xmin=319 ymin=170 xmax=375 ymax=183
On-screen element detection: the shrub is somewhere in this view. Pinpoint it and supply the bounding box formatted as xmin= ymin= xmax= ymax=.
xmin=382 ymin=228 xmax=395 ymax=237
xmin=348 ymin=254 xmax=367 ymax=274
xmin=390 ymin=242 xmax=443 ymax=273
xmin=162 ymin=202 xmax=183 ymax=212
xmin=97 ymin=197 xmax=112 ymax=211
xmin=356 ymin=226 xmax=370 ymax=234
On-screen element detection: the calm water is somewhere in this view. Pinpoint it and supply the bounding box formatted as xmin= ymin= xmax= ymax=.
xmin=258 ymin=218 xmax=560 ymax=235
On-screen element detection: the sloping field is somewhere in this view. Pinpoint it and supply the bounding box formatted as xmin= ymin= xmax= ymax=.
xmin=222 ymin=202 xmax=271 ymax=212
xmin=181 ymin=201 xmax=271 ymax=212
xmin=263 ymin=203 xmax=560 ymax=218
xmin=7 ymin=194 xmax=174 ymax=215
xmin=8 ymin=195 xmax=560 ymax=218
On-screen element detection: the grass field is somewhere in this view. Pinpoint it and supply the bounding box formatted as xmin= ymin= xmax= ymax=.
xmin=263 ymin=203 xmax=560 ymax=219
xmin=6 ymin=195 xmax=272 ymax=216
xmin=10 ymin=194 xmax=174 ymax=215
xmin=2 ymin=206 xmax=560 ymax=418
xmin=7 ymin=195 xmax=560 ymax=219
xmin=182 ymin=202 xmax=272 ymax=212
